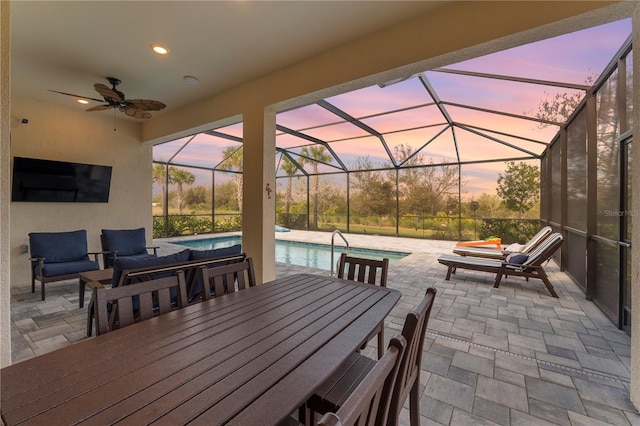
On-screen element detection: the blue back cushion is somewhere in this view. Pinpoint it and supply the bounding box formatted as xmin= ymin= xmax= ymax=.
xmin=29 ymin=230 xmax=89 ymax=263
xmin=112 ymin=249 xmax=190 ymax=287
xmin=189 ymin=244 xmax=242 ymax=261
xmin=188 ymin=244 xmax=242 ymax=301
xmin=102 ymin=228 xmax=147 ymax=256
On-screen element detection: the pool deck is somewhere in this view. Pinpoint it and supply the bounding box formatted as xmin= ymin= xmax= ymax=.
xmin=9 ymin=230 xmax=639 ymax=425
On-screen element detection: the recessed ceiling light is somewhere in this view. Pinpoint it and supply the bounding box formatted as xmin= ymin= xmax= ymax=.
xmin=151 ymin=43 xmax=169 ymax=55
xmin=183 ymin=75 xmax=199 ymax=85
xmin=77 ymin=99 xmax=89 ymax=104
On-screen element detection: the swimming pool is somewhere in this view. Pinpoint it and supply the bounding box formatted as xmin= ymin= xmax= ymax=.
xmin=174 ymin=236 xmax=409 ymax=271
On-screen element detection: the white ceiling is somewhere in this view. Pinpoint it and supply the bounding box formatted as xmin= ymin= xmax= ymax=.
xmin=10 ymin=1 xmax=446 ymax=120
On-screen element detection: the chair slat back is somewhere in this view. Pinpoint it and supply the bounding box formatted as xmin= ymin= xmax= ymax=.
xmin=198 ymin=258 xmax=256 ymax=300
xmin=318 ymin=336 xmax=407 ymax=426
xmin=337 ymin=254 xmax=389 ymax=287
xmin=522 ymin=233 xmax=563 ymax=267
xmin=94 ymin=270 xmax=187 ymax=335
xmin=387 ymin=287 xmax=437 ymax=424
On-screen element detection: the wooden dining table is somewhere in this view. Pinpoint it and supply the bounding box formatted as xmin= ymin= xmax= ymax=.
xmin=1 ymin=273 xmax=400 ymax=425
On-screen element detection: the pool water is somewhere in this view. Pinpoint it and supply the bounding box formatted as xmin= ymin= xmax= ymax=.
xmin=175 ymin=236 xmax=409 ymax=271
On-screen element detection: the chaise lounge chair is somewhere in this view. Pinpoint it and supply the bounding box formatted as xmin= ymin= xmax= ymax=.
xmin=452 ymin=226 xmax=553 ymax=259
xmin=438 ymin=232 xmax=563 ymax=297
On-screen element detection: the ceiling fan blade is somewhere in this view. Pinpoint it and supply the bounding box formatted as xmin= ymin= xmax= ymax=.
xmin=94 ymin=83 xmax=123 ymax=101
xmin=121 ymin=107 xmax=152 ymax=119
xmin=48 ymin=89 xmax=104 ymax=103
xmin=86 ymin=104 xmax=111 ymax=112
xmin=125 ymin=99 xmax=167 ymax=111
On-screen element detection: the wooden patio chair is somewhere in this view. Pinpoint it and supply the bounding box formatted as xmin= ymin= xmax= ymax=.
xmin=316 ymin=335 xmax=406 ymax=426
xmin=306 ymin=287 xmax=437 ymax=426
xmin=438 ymin=232 xmax=563 ymax=298
xmin=281 ymin=336 xmax=406 ymax=426
xmin=197 ymin=257 xmax=256 ymax=300
xmin=337 ymin=253 xmax=389 ymax=359
xmin=93 ymin=270 xmax=188 ymax=335
xmin=452 ymin=226 xmax=553 ymax=259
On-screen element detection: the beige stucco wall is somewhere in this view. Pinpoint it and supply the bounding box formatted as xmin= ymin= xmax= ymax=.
xmin=9 ymin=97 xmax=152 ymax=286
xmin=1 ymin=0 xmax=11 ymax=368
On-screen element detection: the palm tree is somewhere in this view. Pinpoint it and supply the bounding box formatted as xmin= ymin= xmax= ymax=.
xmin=280 ymin=156 xmax=298 ymax=215
xmin=172 ymin=168 xmax=196 ymax=214
xmin=152 ymin=163 xmax=174 ymax=216
xmin=219 ymin=146 xmax=244 ymax=212
xmin=300 ymin=145 xmax=331 ymax=229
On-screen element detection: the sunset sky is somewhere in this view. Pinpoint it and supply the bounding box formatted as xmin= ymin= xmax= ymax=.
xmin=154 ymin=18 xmax=631 ymax=199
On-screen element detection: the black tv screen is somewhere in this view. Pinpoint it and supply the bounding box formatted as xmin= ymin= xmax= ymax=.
xmin=11 ymin=157 xmax=112 ymax=203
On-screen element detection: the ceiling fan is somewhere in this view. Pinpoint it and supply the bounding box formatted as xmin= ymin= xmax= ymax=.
xmin=49 ymin=77 xmax=166 ymax=119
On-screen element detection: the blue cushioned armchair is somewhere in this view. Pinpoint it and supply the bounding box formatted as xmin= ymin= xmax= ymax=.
xmin=100 ymin=228 xmax=158 ymax=268
xmin=29 ymin=229 xmax=101 ymax=300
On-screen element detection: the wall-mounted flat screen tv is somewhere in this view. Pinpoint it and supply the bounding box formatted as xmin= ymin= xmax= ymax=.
xmin=11 ymin=157 xmax=113 ymax=203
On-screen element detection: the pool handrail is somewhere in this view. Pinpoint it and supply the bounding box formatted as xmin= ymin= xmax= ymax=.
xmin=331 ymin=230 xmax=349 ymax=276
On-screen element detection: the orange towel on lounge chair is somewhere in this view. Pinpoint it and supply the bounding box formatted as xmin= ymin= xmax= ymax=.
xmin=455 ymin=237 xmax=502 ymax=250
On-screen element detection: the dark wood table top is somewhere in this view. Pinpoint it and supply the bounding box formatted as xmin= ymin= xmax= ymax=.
xmin=1 ymin=273 xmax=400 ymax=425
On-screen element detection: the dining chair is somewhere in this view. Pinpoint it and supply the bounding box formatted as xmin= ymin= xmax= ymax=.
xmin=317 ymin=335 xmax=406 ymax=426
xmin=93 ymin=270 xmax=188 ymax=335
xmin=197 ymin=257 xmax=256 ymax=299
xmin=307 ymin=287 xmax=437 ymax=426
xmin=337 ymin=253 xmax=389 ymax=359
xmin=281 ymin=335 xmax=406 ymax=426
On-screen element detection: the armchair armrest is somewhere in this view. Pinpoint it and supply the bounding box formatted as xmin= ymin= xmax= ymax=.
xmin=147 ymin=246 xmax=159 ymax=255
xmin=86 ymin=280 xmax=108 ymax=291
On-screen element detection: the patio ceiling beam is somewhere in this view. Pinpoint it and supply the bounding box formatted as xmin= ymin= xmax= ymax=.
xmin=418 ymin=74 xmax=461 ymax=163
xmin=431 ymin=68 xmax=591 ymax=91
xmin=442 ymin=101 xmax=565 ymax=126
xmin=167 ymin=134 xmax=197 ymax=164
xmin=276 ymin=148 xmax=309 ymax=176
xmin=276 ymin=124 xmax=348 ymax=172
xmin=456 ymin=122 xmax=548 ymax=146
xmin=316 ymin=100 xmax=398 ymax=168
xmin=204 ymin=130 xmax=243 ymax=143
xmin=324 ymin=122 xmax=448 ymax=144
xmin=398 ymin=125 xmax=451 ymax=168
xmin=454 ymin=123 xmax=540 ymax=158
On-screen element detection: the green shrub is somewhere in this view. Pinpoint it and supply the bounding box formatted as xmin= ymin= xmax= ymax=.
xmin=479 ymin=219 xmax=540 ymax=244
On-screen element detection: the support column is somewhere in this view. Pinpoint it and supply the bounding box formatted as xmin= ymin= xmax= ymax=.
xmin=0 ymin=0 xmax=11 ymax=367
xmin=630 ymin=4 xmax=640 ymax=411
xmin=242 ymin=106 xmax=276 ymax=284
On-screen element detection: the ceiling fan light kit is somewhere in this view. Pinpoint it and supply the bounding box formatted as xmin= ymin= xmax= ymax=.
xmin=49 ymin=77 xmax=166 ymax=120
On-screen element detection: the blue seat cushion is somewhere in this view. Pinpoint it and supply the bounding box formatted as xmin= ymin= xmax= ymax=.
xmin=112 ymin=249 xmax=190 ymax=287
xmin=189 ymin=244 xmax=242 ymax=261
xmin=102 ymin=228 xmax=148 ymax=256
xmin=36 ymin=259 xmax=99 ymax=277
xmin=29 ymin=230 xmax=90 ymax=264
xmin=189 ymin=244 xmax=242 ymax=301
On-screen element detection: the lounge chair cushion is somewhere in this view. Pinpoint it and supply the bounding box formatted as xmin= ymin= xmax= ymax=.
xmin=102 ymin=228 xmax=148 ymax=256
xmin=29 ymin=230 xmax=90 ymax=263
xmin=112 ymin=249 xmax=190 ymax=287
xmin=189 ymin=244 xmax=242 ymax=261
